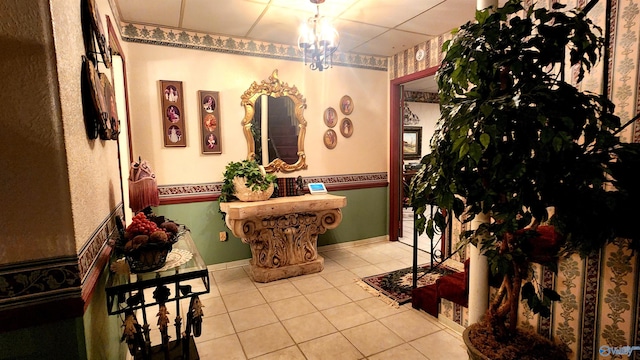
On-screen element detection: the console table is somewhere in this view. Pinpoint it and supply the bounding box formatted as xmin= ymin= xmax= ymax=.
xmin=105 ymin=231 xmax=210 ymax=359
xmin=220 ymin=194 xmax=347 ymax=282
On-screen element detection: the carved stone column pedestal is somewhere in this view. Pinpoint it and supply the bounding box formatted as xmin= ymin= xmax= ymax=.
xmin=220 ymin=194 xmax=347 ymax=282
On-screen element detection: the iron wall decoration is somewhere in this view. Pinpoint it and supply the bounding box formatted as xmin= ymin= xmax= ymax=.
xmin=86 ymin=0 xmax=111 ymax=68
xmin=403 ymin=126 xmax=422 ymax=160
xmin=199 ymin=91 xmax=221 ymax=154
xmin=81 ymin=0 xmax=117 ymax=140
xmin=160 ymin=80 xmax=186 ymax=147
xmin=81 ymin=56 xmax=102 ymax=140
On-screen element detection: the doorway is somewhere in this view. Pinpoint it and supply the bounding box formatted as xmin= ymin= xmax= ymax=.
xmin=389 ymin=66 xmax=439 ymax=251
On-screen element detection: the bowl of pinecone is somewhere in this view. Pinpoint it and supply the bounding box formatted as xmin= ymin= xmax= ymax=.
xmin=115 ymin=212 xmax=185 ymax=273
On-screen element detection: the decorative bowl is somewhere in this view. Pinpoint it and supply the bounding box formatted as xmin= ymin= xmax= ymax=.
xmin=232 ymin=176 xmax=274 ymax=201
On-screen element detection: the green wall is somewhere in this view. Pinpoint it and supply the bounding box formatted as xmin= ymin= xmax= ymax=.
xmin=317 ymin=188 xmax=388 ymax=246
xmin=155 ymin=187 xmax=389 ymax=265
xmin=0 ymin=317 xmax=86 ymax=360
xmin=83 ymin=265 xmax=128 ymax=360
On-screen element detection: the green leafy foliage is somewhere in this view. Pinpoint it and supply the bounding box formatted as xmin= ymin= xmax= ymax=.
xmin=408 ymin=0 xmax=639 ymax=337
xmin=219 ymin=160 xmax=277 ymax=204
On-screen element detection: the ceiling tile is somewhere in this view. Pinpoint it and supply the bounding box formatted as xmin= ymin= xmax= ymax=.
xmin=248 ymin=6 xmax=310 ymax=46
xmin=181 ymin=0 xmax=268 ymax=37
xmin=398 ymin=0 xmax=476 ymax=35
xmin=117 ymin=0 xmax=182 ymax=27
xmin=351 ymin=29 xmax=432 ymax=57
xmin=270 ymin=0 xmax=356 ymax=17
xmin=340 ymin=0 xmax=442 ymax=29
xmin=332 ymin=19 xmax=388 ymax=53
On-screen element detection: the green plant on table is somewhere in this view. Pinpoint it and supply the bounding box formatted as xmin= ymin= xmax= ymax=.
xmin=409 ymin=0 xmax=640 ymax=358
xmin=219 ymin=159 xmax=277 ymax=203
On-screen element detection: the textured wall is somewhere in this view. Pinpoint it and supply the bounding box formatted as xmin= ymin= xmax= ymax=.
xmin=123 ymin=42 xmax=389 ymax=185
xmin=49 ymin=0 xmax=123 ymax=253
xmin=0 ymin=0 xmax=76 ymax=263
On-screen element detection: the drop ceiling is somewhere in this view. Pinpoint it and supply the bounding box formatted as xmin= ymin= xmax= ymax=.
xmin=111 ymin=0 xmax=505 ymax=91
xmin=112 ymin=0 xmax=483 ymax=58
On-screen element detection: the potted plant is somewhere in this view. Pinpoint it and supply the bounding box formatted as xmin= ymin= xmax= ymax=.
xmin=409 ymin=1 xmax=640 ymax=359
xmin=219 ymin=159 xmax=277 ymax=203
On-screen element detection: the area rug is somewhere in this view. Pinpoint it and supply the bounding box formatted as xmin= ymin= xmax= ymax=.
xmin=358 ymin=260 xmax=462 ymax=306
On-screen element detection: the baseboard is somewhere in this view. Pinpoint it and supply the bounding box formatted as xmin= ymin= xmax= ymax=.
xmin=318 ymin=236 xmax=388 ymax=252
xmin=205 ymin=236 xmax=390 ymax=272
xmin=438 ymin=315 xmax=466 ymax=334
xmin=207 ymin=258 xmax=251 ymax=272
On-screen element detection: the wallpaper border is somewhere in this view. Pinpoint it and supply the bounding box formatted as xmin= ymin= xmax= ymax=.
xmin=0 ymin=204 xmax=122 ymax=330
xmin=158 ymin=172 xmax=388 ymax=205
xmin=119 ymin=23 xmax=388 ymax=72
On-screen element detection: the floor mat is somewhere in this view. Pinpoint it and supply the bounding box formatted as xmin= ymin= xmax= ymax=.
xmin=359 ymin=262 xmax=460 ymax=306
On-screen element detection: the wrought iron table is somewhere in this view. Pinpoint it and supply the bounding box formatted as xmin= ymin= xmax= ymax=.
xmin=105 ymin=231 xmax=210 ymax=360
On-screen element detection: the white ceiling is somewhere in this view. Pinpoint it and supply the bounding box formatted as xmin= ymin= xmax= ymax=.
xmin=112 ymin=0 xmax=498 ymax=91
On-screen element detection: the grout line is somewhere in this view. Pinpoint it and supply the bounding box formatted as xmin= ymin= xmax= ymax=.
xmin=201 ymin=240 xmax=465 ymax=359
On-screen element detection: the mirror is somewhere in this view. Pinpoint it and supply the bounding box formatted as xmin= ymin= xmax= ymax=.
xmin=241 ymin=70 xmax=307 ymax=172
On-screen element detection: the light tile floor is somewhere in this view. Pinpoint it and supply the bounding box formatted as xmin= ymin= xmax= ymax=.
xmin=141 ymin=238 xmax=467 ymax=359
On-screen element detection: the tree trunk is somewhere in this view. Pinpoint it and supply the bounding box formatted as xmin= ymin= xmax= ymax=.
xmin=484 ymin=231 xmax=525 ymax=339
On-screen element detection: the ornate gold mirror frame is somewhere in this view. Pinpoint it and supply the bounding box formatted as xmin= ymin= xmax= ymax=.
xmin=241 ymin=70 xmax=307 ymax=172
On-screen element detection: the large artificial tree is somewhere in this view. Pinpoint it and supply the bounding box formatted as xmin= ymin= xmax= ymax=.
xmin=409 ymin=0 xmax=640 ymax=358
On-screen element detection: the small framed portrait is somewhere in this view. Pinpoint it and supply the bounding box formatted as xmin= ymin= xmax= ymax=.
xmin=340 ymin=95 xmax=353 ymax=115
xmin=403 ymin=126 xmax=422 ymax=160
xmin=324 ymin=129 xmax=337 ymax=149
xmin=202 ymin=95 xmax=216 ymax=112
xmin=203 ymin=113 xmax=217 ymax=131
xmin=324 ymin=107 xmax=338 ymax=128
xmin=205 ymin=132 xmax=218 ymax=150
xmin=199 ymin=90 xmax=221 ymax=154
xmin=160 ymin=80 xmax=185 ymax=147
xmin=164 ymin=85 xmax=179 ymax=102
xmin=166 ymin=105 xmax=180 ymax=123
xmin=167 ymin=125 xmax=183 ymax=144
xmin=340 ymin=118 xmax=353 ymax=138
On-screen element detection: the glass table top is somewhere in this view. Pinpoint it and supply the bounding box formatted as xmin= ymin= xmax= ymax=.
xmin=105 ymin=231 xmax=210 ymax=315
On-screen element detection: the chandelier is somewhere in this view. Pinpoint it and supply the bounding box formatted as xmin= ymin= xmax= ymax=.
xmin=298 ymin=0 xmax=339 ymax=71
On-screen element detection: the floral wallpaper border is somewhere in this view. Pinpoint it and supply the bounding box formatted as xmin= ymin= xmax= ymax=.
xmin=158 ymin=172 xmax=388 ymax=200
xmin=0 ymin=205 xmax=122 ymax=307
xmin=78 ymin=204 xmax=123 ymax=282
xmin=119 ymin=23 xmax=389 ymax=72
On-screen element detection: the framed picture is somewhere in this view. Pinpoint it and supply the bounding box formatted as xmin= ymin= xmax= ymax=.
xmin=99 ymin=73 xmax=120 ymax=140
xmin=160 ymin=80 xmax=186 ymax=147
xmin=340 ymin=95 xmax=353 ymax=115
xmin=340 ymin=118 xmax=353 ymax=138
xmin=324 ymin=129 xmax=337 ymax=149
xmin=403 ymin=126 xmax=422 ymax=160
xmin=199 ymin=91 xmax=221 ymax=154
xmin=324 ymin=107 xmax=338 ymax=128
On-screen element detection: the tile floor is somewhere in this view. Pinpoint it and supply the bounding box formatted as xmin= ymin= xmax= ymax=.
xmin=141 ymin=238 xmax=468 ymax=359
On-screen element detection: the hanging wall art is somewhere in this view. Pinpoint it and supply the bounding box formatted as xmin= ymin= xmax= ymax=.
xmin=199 ymin=91 xmax=221 ymax=154
xmin=160 ymin=80 xmax=186 ymax=147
